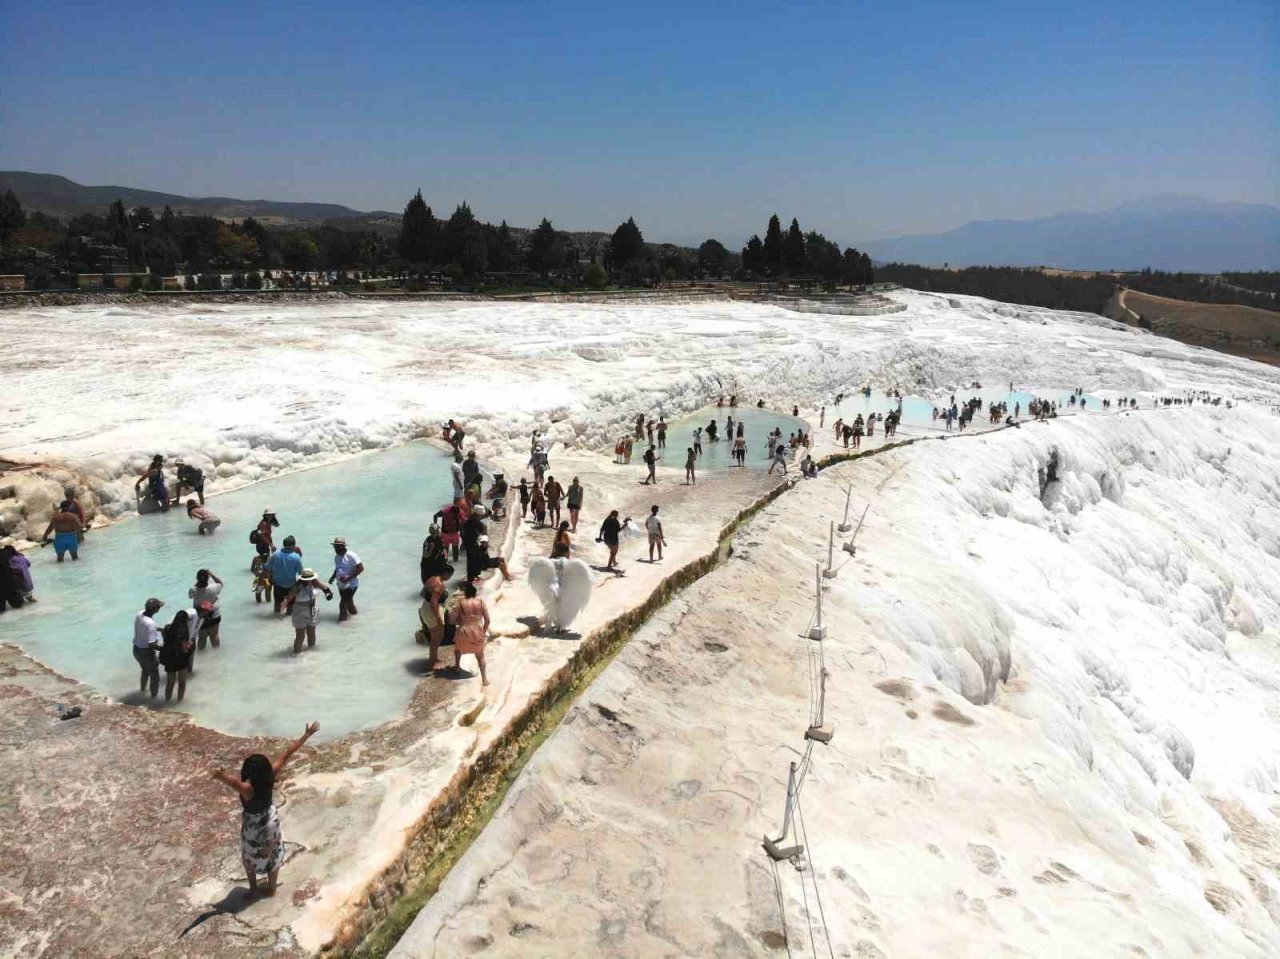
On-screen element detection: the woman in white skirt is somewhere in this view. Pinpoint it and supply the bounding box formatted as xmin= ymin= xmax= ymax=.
xmin=284 ymin=568 xmax=332 ymax=654
xmin=211 ymin=721 xmax=319 ymax=897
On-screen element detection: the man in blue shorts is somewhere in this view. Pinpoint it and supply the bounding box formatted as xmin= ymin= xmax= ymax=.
xmin=41 ymin=505 xmax=83 ymax=561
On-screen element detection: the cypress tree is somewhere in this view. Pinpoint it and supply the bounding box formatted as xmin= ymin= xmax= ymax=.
xmin=763 ymin=214 xmax=784 ymax=275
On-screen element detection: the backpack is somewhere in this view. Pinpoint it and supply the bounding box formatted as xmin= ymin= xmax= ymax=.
xmin=249 ymin=528 xmax=262 ymax=545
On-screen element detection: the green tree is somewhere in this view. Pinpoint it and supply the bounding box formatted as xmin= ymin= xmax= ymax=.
xmin=527 ymin=218 xmax=565 ymax=275
xmin=443 ymin=202 xmax=487 ymax=276
xmin=697 ymin=238 xmax=730 ymax=277
xmin=763 ymin=214 xmax=784 ymax=275
xmin=107 ymin=199 xmax=129 ymax=246
xmin=487 ymin=220 xmax=521 ymax=272
xmin=398 ymin=190 xmax=437 ymax=265
xmin=783 ymin=218 xmax=806 ymax=274
xmin=741 ymin=234 xmax=765 ymax=275
xmin=0 ymin=190 xmax=27 ymax=249
xmin=605 ymin=216 xmax=644 ymax=270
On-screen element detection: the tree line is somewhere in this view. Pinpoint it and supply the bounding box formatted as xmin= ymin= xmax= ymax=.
xmin=740 ymin=214 xmax=874 ymax=285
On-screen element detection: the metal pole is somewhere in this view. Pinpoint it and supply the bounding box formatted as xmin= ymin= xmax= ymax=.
xmin=763 ymin=761 xmax=804 ymax=860
xmin=809 ymin=563 xmax=826 ymax=639
xmin=838 ymin=486 xmax=853 ymax=532
xmin=823 ymin=521 xmax=837 ymax=579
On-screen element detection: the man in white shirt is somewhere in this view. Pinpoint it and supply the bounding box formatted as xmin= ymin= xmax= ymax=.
xmin=645 ymin=505 xmax=666 ymax=563
xmin=132 ymin=597 xmax=164 ymax=698
xmin=329 ymin=537 xmax=365 ymax=622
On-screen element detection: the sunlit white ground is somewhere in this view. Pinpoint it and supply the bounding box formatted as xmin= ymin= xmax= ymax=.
xmin=4 ymin=291 xmax=1280 ymax=956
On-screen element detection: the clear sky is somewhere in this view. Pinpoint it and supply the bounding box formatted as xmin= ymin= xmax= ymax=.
xmin=1 ymin=0 xmax=1276 ymax=246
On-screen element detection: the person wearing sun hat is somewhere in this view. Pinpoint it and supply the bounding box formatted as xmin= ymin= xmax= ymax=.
xmin=328 ymin=537 xmax=364 ymax=623
xmin=283 ymin=568 xmax=332 ymax=654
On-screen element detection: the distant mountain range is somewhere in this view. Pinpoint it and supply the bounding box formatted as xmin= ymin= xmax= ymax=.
xmin=4 ymin=173 xmax=1276 ymax=272
xmin=0 ymin=171 xmax=396 ymax=227
xmin=866 ymin=197 xmax=1280 ymax=273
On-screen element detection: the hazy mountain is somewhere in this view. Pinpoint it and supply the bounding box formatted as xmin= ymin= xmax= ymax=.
xmin=0 ymin=171 xmax=393 ymax=225
xmin=867 ymin=197 xmax=1280 ymax=272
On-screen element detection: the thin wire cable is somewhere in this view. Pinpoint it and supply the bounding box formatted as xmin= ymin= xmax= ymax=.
xmin=796 ymin=846 xmax=818 ymax=959
xmin=795 ymin=792 xmax=836 ymax=959
xmin=770 ymin=858 xmax=794 ymax=959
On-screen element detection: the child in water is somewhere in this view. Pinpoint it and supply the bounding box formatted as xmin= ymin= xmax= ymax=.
xmin=251 ymin=554 xmax=273 ymax=604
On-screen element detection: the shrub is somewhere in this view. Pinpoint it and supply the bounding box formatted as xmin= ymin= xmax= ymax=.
xmin=128 ymin=275 xmax=144 ymax=291
xmin=585 ymin=262 xmax=609 ymax=289
xmin=185 ymin=275 xmax=197 ymax=291
xmin=363 ymin=281 xmax=376 ymax=293
xmin=229 ymin=271 xmax=246 ymax=289
xmin=246 ymin=271 xmax=263 ymax=289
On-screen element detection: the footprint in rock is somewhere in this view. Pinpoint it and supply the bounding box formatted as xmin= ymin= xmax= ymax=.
xmin=967 ymin=843 xmax=1002 ymax=876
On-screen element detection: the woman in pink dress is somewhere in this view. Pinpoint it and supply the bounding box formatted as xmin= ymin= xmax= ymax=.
xmin=453 ymin=582 xmax=491 ymax=686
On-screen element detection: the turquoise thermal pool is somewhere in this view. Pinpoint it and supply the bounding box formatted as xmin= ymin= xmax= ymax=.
xmin=2 ymin=442 xmax=455 ymax=738
xmin=661 ymin=407 xmax=809 ymax=470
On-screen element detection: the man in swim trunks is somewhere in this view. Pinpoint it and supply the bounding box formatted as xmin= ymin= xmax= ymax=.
xmin=42 ymin=506 xmax=83 ymax=561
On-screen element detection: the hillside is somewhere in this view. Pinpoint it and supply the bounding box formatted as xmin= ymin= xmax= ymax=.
xmin=1107 ymin=287 xmax=1280 ymax=365
xmin=868 ymin=197 xmax=1280 ymax=272
xmin=0 ymin=171 xmax=387 ymax=224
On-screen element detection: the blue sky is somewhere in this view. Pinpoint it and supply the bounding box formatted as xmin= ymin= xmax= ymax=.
xmin=1 ymin=0 xmax=1275 ymax=245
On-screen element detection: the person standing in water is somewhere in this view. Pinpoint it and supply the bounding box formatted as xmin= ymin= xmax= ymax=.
xmin=656 ymin=418 xmax=667 ymax=450
xmin=452 ymin=582 xmax=491 ymax=686
xmin=566 ymin=477 xmax=584 ymax=532
xmin=733 ymin=432 xmax=747 ymax=466
xmin=1 ymin=545 xmax=35 ymax=611
xmin=421 ymin=524 xmax=452 ymax=583
xmin=186 ymin=499 xmax=221 ymax=534
xmin=597 ymin=509 xmax=622 ymax=569
xmin=189 ymin=569 xmax=224 ymax=649
xmin=692 ymin=426 xmax=703 ymax=458
xmin=132 ymin=598 xmax=164 ymax=698
xmin=768 ymin=445 xmax=789 ymax=474
xmin=645 ymin=505 xmax=666 ymax=562
xmin=435 ymin=500 xmax=466 ymax=560
xmin=160 ymin=607 xmax=197 ymax=702
xmin=544 ymin=475 xmax=564 ymax=526
xmin=328 ymin=538 xmax=364 ymax=622
xmin=172 ymin=459 xmax=206 ymax=506
xmin=210 ymin=721 xmax=320 ymax=898
xmin=285 ymin=568 xmax=333 ymax=654
xmin=685 ymin=446 xmax=697 ymax=485
xmin=41 ymin=505 xmax=83 ymax=561
xmin=267 ymin=536 xmax=304 ymax=613
xmin=60 ymin=488 xmax=88 ymax=543
xmin=642 ymin=445 xmax=660 ymax=484
xmin=254 ymin=510 xmax=279 ymax=561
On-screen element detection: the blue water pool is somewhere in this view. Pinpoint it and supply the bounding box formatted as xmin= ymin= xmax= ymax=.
xmin=2 ymin=441 xmax=455 ymax=738
xmin=826 ymin=393 xmax=936 ymax=428
xmin=660 ymin=407 xmax=809 ymax=471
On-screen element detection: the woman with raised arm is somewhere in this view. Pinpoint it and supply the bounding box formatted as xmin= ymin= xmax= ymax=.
xmin=211 ymin=721 xmax=320 ymax=898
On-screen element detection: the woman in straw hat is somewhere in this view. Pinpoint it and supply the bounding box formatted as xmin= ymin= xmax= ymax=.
xmin=284 ymin=568 xmax=333 ymax=654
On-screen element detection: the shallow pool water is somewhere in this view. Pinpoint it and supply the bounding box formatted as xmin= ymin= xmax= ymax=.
xmin=660 ymin=407 xmax=809 ymax=471
xmin=2 ymin=442 xmax=455 ymax=738
xmin=826 ymin=393 xmax=936 ymax=428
